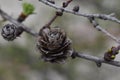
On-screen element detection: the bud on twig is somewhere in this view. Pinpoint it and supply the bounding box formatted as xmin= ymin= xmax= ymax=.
xmin=104 ymin=46 xmax=119 ymax=61
xmin=73 ymin=5 xmax=79 ymax=12
xmin=17 ymin=13 xmax=28 ymax=22
xmin=17 ymin=2 xmax=35 ymax=22
xmin=56 ymin=10 xmax=63 ymax=16
xmin=46 ymin=0 xmax=55 ymax=4
xmin=63 ymin=0 xmax=73 ymax=8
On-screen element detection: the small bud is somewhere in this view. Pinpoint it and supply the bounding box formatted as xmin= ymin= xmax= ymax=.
xmin=17 ymin=2 xmax=35 ymax=23
xmin=63 ymin=2 xmax=68 ymax=8
xmin=22 ymin=2 xmax=35 ymax=16
xmin=73 ymin=5 xmax=79 ymax=12
xmin=104 ymin=46 xmax=119 ymax=61
xmin=47 ymin=0 xmax=55 ymax=4
xmin=63 ymin=0 xmax=72 ymax=8
xmin=104 ymin=53 xmax=116 ymax=61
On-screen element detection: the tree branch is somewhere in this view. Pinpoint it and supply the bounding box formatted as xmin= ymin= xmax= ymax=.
xmin=39 ymin=0 xmax=120 ymax=24
xmin=38 ymin=0 xmax=120 ymax=67
xmin=74 ymin=51 xmax=120 ymax=67
xmin=1 ymin=1 xmax=120 ymax=67
xmin=88 ymin=17 xmax=120 ymax=44
xmin=0 ymin=9 xmax=38 ymax=37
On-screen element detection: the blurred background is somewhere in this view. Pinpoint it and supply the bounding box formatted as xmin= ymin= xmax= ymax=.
xmin=0 ymin=0 xmax=120 ymax=80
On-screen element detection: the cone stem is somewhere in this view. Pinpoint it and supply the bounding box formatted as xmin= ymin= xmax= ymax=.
xmin=44 ymin=14 xmax=58 ymax=28
xmin=17 ymin=13 xmax=28 ymax=23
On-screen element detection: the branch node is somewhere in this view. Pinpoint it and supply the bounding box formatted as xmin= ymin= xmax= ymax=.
xmin=95 ymin=61 xmax=102 ymax=67
xmin=73 ymin=5 xmax=80 ymax=12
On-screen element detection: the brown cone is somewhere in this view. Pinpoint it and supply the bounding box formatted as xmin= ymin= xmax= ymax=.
xmin=37 ymin=27 xmax=72 ymax=63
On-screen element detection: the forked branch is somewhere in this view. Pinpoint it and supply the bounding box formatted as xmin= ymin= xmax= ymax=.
xmin=39 ymin=0 xmax=120 ymax=24
xmin=1 ymin=1 xmax=120 ymax=67
xmin=0 ymin=9 xmax=38 ymax=37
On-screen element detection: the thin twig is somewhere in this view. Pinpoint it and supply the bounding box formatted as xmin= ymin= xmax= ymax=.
xmin=62 ymin=0 xmax=73 ymax=8
xmin=74 ymin=51 xmax=120 ymax=67
xmin=0 ymin=9 xmax=38 ymax=37
xmin=44 ymin=14 xmax=58 ymax=28
xmin=39 ymin=0 xmax=120 ymax=24
xmin=39 ymin=0 xmax=120 ymax=44
xmin=88 ymin=17 xmax=120 ymax=44
xmin=43 ymin=0 xmax=72 ymax=28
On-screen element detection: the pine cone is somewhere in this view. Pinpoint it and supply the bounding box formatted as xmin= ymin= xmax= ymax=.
xmin=1 ymin=24 xmax=23 ymax=41
xmin=37 ymin=27 xmax=73 ymax=63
